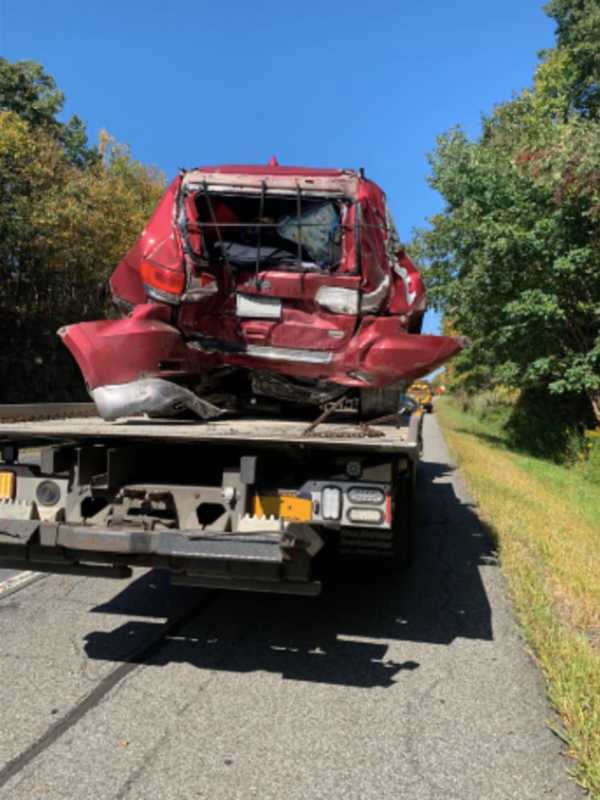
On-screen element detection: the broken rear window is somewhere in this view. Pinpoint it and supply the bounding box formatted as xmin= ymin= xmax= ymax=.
xmin=190 ymin=191 xmax=344 ymax=271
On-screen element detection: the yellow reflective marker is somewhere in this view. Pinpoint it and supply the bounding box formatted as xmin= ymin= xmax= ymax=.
xmin=253 ymin=493 xmax=312 ymax=522
xmin=0 ymin=471 xmax=16 ymax=500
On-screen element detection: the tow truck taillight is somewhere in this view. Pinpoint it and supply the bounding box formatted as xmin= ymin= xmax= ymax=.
xmin=348 ymin=507 xmax=384 ymax=524
xmin=347 ymin=487 xmax=385 ymax=505
xmin=140 ymin=261 xmax=185 ymax=304
xmin=385 ymin=492 xmax=392 ymax=525
xmin=321 ymin=487 xmax=342 ymax=520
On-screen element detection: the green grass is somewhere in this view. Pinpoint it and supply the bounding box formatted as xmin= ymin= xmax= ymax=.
xmin=444 ymin=396 xmax=600 ymax=531
xmin=436 ymin=396 xmax=600 ymax=797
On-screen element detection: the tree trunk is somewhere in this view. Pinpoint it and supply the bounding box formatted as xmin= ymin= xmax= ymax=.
xmin=589 ymin=390 xmax=600 ymax=426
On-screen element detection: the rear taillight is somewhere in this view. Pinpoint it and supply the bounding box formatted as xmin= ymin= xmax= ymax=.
xmin=315 ymin=286 xmax=359 ymax=315
xmin=140 ymin=261 xmax=185 ymax=304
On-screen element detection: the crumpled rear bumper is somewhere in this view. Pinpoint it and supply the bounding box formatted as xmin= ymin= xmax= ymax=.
xmin=59 ymin=303 xmax=464 ymax=419
xmin=358 ymin=330 xmax=465 ymax=385
xmin=58 ymin=303 xmax=197 ymax=391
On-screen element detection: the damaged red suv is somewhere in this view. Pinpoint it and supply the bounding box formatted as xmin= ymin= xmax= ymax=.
xmin=60 ymin=162 xmax=463 ymax=420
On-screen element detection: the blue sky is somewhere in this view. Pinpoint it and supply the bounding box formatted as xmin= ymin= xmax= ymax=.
xmin=0 ymin=0 xmax=555 ymax=333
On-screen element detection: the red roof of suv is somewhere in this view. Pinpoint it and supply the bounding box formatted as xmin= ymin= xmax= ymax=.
xmin=193 ymin=164 xmax=352 ymax=177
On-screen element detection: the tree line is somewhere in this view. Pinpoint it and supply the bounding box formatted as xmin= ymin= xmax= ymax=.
xmin=0 ymin=59 xmax=165 ymax=401
xmin=414 ymin=0 xmax=600 ymax=455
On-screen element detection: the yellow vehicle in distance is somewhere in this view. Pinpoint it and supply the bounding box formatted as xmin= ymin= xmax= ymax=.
xmin=407 ymin=380 xmax=434 ymax=413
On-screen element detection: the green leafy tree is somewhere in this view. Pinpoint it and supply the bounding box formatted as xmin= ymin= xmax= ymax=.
xmin=413 ymin=2 xmax=600 ymax=431
xmin=0 ymin=58 xmax=98 ymax=167
xmin=544 ymin=0 xmax=600 ymax=117
xmin=0 ymin=76 xmax=165 ymax=400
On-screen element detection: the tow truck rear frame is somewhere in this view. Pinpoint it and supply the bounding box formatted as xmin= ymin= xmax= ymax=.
xmin=0 ymin=404 xmax=422 ymax=596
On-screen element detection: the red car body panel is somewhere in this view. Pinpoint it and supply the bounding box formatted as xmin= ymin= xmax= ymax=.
xmin=61 ymin=163 xmax=463 ymax=415
xmin=110 ymin=176 xmax=183 ymax=308
xmin=61 ymin=304 xmax=460 ymax=392
xmin=59 ymin=304 xmax=196 ymax=390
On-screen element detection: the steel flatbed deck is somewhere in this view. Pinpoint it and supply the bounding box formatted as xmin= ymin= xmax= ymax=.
xmin=0 ymin=404 xmax=420 ymax=455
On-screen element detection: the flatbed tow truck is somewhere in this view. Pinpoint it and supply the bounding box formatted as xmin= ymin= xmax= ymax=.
xmin=0 ymin=403 xmax=422 ymax=596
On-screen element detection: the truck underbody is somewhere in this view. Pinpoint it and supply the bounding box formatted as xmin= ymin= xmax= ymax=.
xmin=0 ymin=404 xmax=421 ymax=596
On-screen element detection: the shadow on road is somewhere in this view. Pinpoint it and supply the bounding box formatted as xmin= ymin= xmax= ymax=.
xmin=84 ymin=458 xmax=496 ymax=688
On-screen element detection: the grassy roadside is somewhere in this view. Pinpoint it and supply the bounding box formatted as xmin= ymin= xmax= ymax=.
xmin=436 ymin=397 xmax=600 ymax=797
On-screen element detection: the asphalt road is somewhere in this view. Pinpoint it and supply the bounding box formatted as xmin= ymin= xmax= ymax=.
xmin=0 ymin=416 xmax=582 ymax=799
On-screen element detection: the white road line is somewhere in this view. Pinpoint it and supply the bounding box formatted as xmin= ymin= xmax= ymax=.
xmin=0 ymin=571 xmax=42 ymax=598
